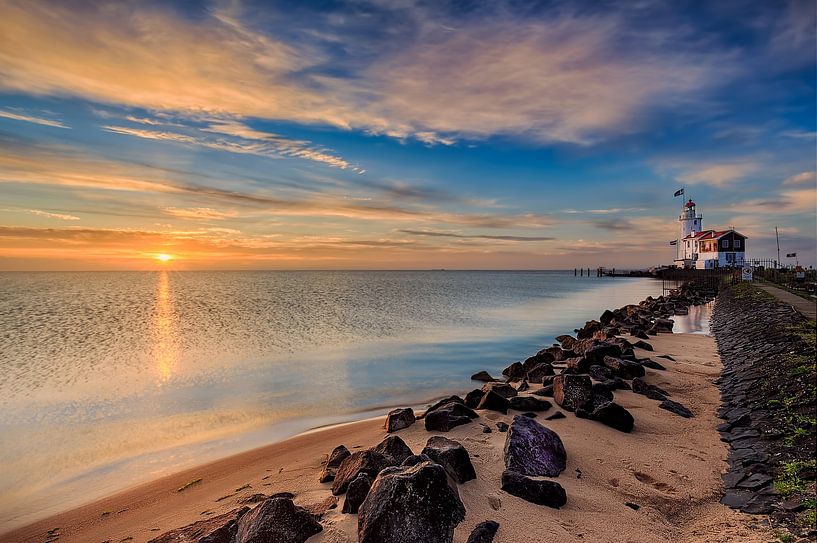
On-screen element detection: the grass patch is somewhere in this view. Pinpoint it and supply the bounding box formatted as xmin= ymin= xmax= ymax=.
xmin=176 ymin=478 xmax=202 ymax=492
xmin=776 ymin=532 xmax=794 ymax=543
xmin=731 ymin=283 xmax=776 ymax=302
xmin=774 ymin=460 xmax=816 ymax=496
xmin=799 ymin=508 xmax=816 ymax=529
xmin=784 ymin=321 xmax=817 ymax=349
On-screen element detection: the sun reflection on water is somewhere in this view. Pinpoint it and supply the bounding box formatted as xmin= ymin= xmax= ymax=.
xmin=152 ymin=271 xmax=178 ymax=382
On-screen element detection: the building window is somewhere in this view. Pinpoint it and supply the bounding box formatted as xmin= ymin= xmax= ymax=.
xmin=721 ymin=239 xmax=728 ymax=248
xmin=735 ymin=239 xmax=741 ymax=248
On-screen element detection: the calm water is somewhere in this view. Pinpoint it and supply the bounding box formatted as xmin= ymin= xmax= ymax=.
xmin=0 ymin=271 xmax=666 ymax=530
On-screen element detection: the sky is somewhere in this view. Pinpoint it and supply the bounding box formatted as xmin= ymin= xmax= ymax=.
xmin=0 ymin=0 xmax=815 ymax=270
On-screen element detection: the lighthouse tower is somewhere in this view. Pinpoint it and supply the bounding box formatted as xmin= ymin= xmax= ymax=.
xmin=676 ymin=199 xmax=702 ymax=262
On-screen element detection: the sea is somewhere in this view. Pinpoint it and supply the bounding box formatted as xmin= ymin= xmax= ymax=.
xmin=0 ymin=270 xmax=709 ymax=531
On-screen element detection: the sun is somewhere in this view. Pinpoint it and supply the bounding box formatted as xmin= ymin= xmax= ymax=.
xmin=155 ymin=253 xmax=173 ymax=262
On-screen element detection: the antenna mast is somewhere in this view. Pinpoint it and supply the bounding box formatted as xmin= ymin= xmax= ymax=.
xmin=775 ymin=226 xmax=780 ymax=268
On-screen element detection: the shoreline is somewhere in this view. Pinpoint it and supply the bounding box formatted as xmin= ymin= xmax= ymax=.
xmin=2 ymin=285 xmax=773 ymax=543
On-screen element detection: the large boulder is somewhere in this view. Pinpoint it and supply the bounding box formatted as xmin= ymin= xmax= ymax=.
xmin=464 ymin=389 xmax=485 ymax=408
xmin=319 ymin=445 xmax=351 ymax=483
xmin=332 ymin=451 xmax=391 ymax=495
xmin=589 ymin=401 xmax=634 ymax=433
xmin=523 ymin=350 xmax=555 ymax=371
xmin=424 ymin=401 xmax=479 ymax=432
xmin=526 ymin=363 xmax=555 ymax=383
xmin=500 ymin=470 xmax=567 ymax=508
xmin=466 ymin=520 xmax=499 ymax=543
xmin=372 ymin=435 xmax=414 ymax=465
xmin=552 ymin=374 xmax=593 ymax=412
xmin=565 ymin=357 xmax=591 ymax=372
xmin=358 ymin=462 xmax=466 ymax=543
xmin=342 ymin=472 xmax=372 ymax=514
xmin=471 ymin=371 xmax=497 ymax=382
xmin=508 ymin=396 xmax=552 ymax=412
xmin=385 ymin=408 xmax=416 ymax=433
xmin=602 ymin=356 xmax=645 ymax=379
xmin=476 ymin=390 xmax=510 ymax=414
xmin=235 ymin=498 xmax=322 ymax=543
xmin=425 ymin=395 xmax=465 ymax=414
xmin=481 ymin=382 xmax=518 ymax=399
xmin=580 ymin=340 xmax=622 ymax=364
xmin=421 ymin=436 xmax=476 ymax=483
xmin=501 ymin=361 xmax=526 ymax=380
xmin=503 ymin=415 xmax=566 ymax=477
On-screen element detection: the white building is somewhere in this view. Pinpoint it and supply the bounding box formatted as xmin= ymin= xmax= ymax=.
xmin=673 ymin=199 xmax=747 ymax=269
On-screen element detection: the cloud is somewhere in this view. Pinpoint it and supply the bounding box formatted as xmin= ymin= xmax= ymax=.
xmin=675 ymin=162 xmax=758 ymax=187
xmin=162 ymin=207 xmax=238 ymax=221
xmin=0 ymin=109 xmax=69 ymax=128
xmin=400 ymin=229 xmax=553 ymax=241
xmin=26 ymin=209 xmax=80 ymax=221
xmin=782 ymin=171 xmax=816 ymax=186
xmin=0 ymin=1 xmax=737 ymax=145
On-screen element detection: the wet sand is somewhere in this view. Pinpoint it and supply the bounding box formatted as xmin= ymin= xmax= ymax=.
xmin=1 ymin=333 xmax=770 ymax=543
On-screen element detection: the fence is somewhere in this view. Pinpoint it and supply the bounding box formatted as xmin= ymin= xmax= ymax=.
xmin=745 ymin=258 xmax=816 ymax=294
xmin=656 ymin=267 xmax=734 ymax=296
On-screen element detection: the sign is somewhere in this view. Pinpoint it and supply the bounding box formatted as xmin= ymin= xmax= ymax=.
xmin=786 ymin=252 xmax=797 ymax=258
xmin=741 ymin=266 xmax=753 ymax=281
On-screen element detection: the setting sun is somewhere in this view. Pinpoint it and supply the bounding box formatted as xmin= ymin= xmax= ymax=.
xmin=155 ymin=253 xmax=172 ymax=262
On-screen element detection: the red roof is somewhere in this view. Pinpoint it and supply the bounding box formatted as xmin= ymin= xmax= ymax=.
xmin=683 ymin=229 xmax=747 ymax=240
xmin=685 ymin=200 xmax=696 ymax=208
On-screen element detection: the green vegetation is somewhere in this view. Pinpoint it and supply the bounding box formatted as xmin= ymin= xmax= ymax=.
xmin=176 ymin=477 xmax=202 ymax=492
xmin=776 ymin=532 xmax=794 ymax=543
xmin=800 ymin=508 xmax=816 ymax=529
xmin=774 ymin=460 xmax=816 ymax=496
xmin=731 ymin=282 xmax=775 ymax=301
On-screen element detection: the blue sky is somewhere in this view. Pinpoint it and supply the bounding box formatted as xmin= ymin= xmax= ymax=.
xmin=0 ymin=0 xmax=814 ymax=269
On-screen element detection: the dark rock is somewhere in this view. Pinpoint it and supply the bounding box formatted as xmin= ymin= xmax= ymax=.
xmin=515 ymin=380 xmax=529 ymax=392
xmin=238 ymin=493 xmax=270 ymax=504
xmin=471 ymin=371 xmax=497 ymax=382
xmin=526 ymin=363 xmax=555 ymax=383
xmin=588 ymin=364 xmax=614 ymax=381
xmin=422 ymin=436 xmax=477 ymax=484
xmin=302 ymin=495 xmax=338 ymax=518
xmin=343 ymin=472 xmax=372 ymax=514
xmin=235 ymin=498 xmax=322 ymax=543
xmin=385 ymin=408 xmax=416 ymax=433
xmin=150 ymin=508 xmax=249 ymax=543
xmin=640 ymin=359 xmax=666 ymax=371
xmin=659 ymin=399 xmax=694 ymax=418
xmin=476 ymin=390 xmax=510 ymax=414
xmin=530 ymin=385 xmax=553 ymax=397
xmin=372 ymin=435 xmax=414 ymax=465
xmin=521 ymin=412 xmax=537 ymax=418
xmin=501 ymin=362 xmax=526 ymax=380
xmin=582 ymin=340 xmax=623 ymax=364
xmin=496 ymin=422 xmax=509 ymax=432
xmin=589 ymin=401 xmax=634 ymax=433
xmin=480 ymin=423 xmax=493 ymax=433
xmin=736 ymin=473 xmax=772 ymax=490
xmin=565 ymin=357 xmax=591 ymax=372
xmin=508 ymin=396 xmax=553 ymax=412
xmin=401 ymin=453 xmax=432 ymax=467
xmin=552 ymin=374 xmax=593 ymax=412
xmin=657 ymin=354 xmax=675 ymax=361
xmin=504 ymin=415 xmax=566 ymax=477
xmin=590 ymin=382 xmax=614 ymax=408
xmin=555 ymin=334 xmax=577 ymax=350
xmin=425 ymin=409 xmax=472 ymax=432
xmin=631 ymin=377 xmax=668 ymax=401
xmin=426 ymin=395 xmax=466 ymax=415
xmin=545 ymin=411 xmax=566 ymax=420
xmin=358 ymin=462 xmax=465 ymax=543
xmin=631 ymin=329 xmax=649 ymax=340
xmin=500 ymin=470 xmax=567 ymax=508
xmin=319 ymin=445 xmax=351 ymax=483
xmin=624 ymin=502 xmax=640 ymax=511
xmin=332 ymin=451 xmax=391 ymax=495
xmin=633 ymin=340 xmax=654 ymax=351
xmin=466 ymin=520 xmax=499 ymax=543
xmin=602 ymin=356 xmax=645 ymax=379
xmin=464 ymin=389 xmax=485 ymax=409
xmin=523 ymin=351 xmax=555 ymax=371
xmin=481 ymin=382 xmax=518 ymax=399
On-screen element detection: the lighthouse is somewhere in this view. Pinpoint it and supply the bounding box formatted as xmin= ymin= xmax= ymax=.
xmin=672 ymin=197 xmax=748 ymax=269
xmin=675 ymin=199 xmax=702 ymax=265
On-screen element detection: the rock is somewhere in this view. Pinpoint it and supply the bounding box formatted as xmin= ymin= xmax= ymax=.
xmin=640 ymin=359 xmax=666 ymax=371
xmin=582 ymin=340 xmax=623 ymax=364
xmin=320 ymin=445 xmax=351 ymax=483
xmin=476 ymin=390 xmax=510 ymax=414
xmin=466 ymin=520 xmax=499 ymax=543
xmin=657 ymin=354 xmax=675 ymax=361
xmin=565 ymin=357 xmax=591 ymax=372
xmin=500 ymin=470 xmax=567 ymax=508
xmin=385 ymin=408 xmax=416 ymax=433
xmin=624 ymin=502 xmax=640 ymax=511
xmin=501 ymin=362 xmax=526 ymax=380
xmin=590 ymin=401 xmax=634 ymax=433
xmin=422 ymin=436 xmax=477 ymax=484
xmin=633 ymin=340 xmax=654 ymax=351
xmin=504 ymin=415 xmax=566 ymax=477
xmin=332 ymin=451 xmax=391 ymax=495
xmin=631 ymin=377 xmax=668 ymax=400
xmin=480 ymin=423 xmax=493 ymax=433
xmin=426 ymin=395 xmax=466 ymax=414
xmin=588 ymin=364 xmax=613 ymax=381
xmin=659 ymin=400 xmax=694 ymax=418
xmin=552 ymin=374 xmax=593 ymax=412
xmin=149 ymin=508 xmax=249 ymax=543
xmin=464 ymin=389 xmax=485 ymax=409
xmin=481 ymin=382 xmax=518 ymax=399
xmin=602 ymin=356 xmax=645 ymax=379
xmin=555 ymin=335 xmax=577 ymax=350
xmin=372 ymin=435 xmax=414 ymax=465
xmin=235 ymin=498 xmax=322 ymax=543
xmin=590 ymin=382 xmax=614 ymax=409
xmin=471 ymin=371 xmax=497 ymax=382
xmin=631 ymin=329 xmax=649 ymax=340
xmin=523 ymin=351 xmax=556 ymax=373
xmin=508 ymin=396 xmax=553 ymax=412
xmin=521 ymin=411 xmax=537 ymax=418
xmin=302 ymin=495 xmax=338 ymax=517
xmin=342 ymin=473 xmax=372 ymax=514
xmin=526 ymin=363 xmax=555 ymax=383
xmin=238 ymin=493 xmax=270 ymax=504
xmin=515 ymin=380 xmax=529 ymax=392
xmin=599 ymin=309 xmax=616 ymax=324
xmin=496 ymin=422 xmax=509 ymax=432
xmin=358 ymin=462 xmax=465 ymax=543
xmin=530 ymin=385 xmax=553 ymax=397
xmin=545 ymin=411 xmax=565 ymax=420
xmin=401 ymin=453 xmax=432 ymax=467
xmin=425 ymin=409 xmax=473 ymax=432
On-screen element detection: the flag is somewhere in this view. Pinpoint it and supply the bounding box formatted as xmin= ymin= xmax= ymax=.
xmin=669 ymin=240 xmax=678 ymax=246
xmin=786 ymin=252 xmax=797 ymax=258
xmin=673 ymin=188 xmax=684 ymax=197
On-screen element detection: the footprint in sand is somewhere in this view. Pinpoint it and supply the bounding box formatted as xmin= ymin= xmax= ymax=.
xmin=633 ymin=471 xmax=676 ymax=493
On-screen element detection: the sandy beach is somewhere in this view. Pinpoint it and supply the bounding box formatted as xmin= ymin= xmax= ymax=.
xmin=2 ymin=331 xmax=771 ymax=543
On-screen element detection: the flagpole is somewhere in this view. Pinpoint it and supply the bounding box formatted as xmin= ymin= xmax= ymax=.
xmin=775 ymin=226 xmax=780 ymax=269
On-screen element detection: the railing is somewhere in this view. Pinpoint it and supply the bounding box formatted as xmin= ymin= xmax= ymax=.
xmin=745 ymin=258 xmax=816 ymax=294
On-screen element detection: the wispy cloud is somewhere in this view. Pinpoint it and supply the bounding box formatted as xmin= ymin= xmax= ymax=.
xmin=0 ymin=109 xmax=69 ymax=129
xmin=782 ymin=171 xmax=816 ymax=186
xmin=400 ymin=229 xmax=554 ymax=241
xmin=673 ymin=162 xmax=758 ymax=187
xmin=162 ymin=207 xmax=238 ymax=221
xmin=26 ymin=209 xmax=80 ymax=221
